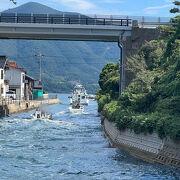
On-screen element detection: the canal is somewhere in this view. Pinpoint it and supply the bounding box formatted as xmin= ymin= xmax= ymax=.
xmin=0 ymin=94 xmax=179 ymax=180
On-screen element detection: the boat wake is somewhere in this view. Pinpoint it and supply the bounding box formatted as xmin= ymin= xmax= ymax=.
xmin=54 ymin=111 xmax=67 ymax=116
xmin=83 ymin=112 xmax=89 ymax=115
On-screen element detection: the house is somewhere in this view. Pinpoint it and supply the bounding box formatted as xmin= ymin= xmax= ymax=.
xmin=5 ymin=62 xmax=26 ymax=100
xmin=25 ymin=75 xmax=35 ymax=100
xmin=24 ymin=75 xmax=44 ymax=100
xmin=33 ymin=80 xmax=43 ymax=100
xmin=0 ymin=56 xmax=9 ymax=99
xmin=0 ymin=55 xmax=45 ymax=101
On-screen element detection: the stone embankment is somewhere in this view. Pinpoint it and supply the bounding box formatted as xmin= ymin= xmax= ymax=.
xmin=0 ymin=98 xmax=60 ymax=117
xmin=101 ymin=115 xmax=180 ymax=168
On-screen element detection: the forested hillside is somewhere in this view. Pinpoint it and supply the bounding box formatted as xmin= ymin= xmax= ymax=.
xmin=0 ymin=2 xmax=119 ymax=93
xmin=97 ymin=17 xmax=180 ymax=140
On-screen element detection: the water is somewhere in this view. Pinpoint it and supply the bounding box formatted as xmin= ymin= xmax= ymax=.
xmin=0 ymin=94 xmax=179 ymax=180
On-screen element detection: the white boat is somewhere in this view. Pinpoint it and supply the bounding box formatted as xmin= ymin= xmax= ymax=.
xmin=68 ymin=106 xmax=84 ymax=114
xmin=31 ymin=107 xmax=52 ymax=120
xmin=69 ymin=100 xmax=84 ymax=114
xmin=69 ymin=83 xmax=89 ymax=105
xmin=88 ymin=95 xmax=96 ymax=100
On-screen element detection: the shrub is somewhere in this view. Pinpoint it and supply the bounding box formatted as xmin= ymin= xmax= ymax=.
xmin=98 ymin=94 xmax=111 ymax=112
xmin=97 ymin=22 xmax=180 ymax=140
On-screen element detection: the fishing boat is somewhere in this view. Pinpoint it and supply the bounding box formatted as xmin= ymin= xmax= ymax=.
xmin=69 ymin=100 xmax=84 ymax=114
xmin=88 ymin=95 xmax=96 ymax=100
xmin=69 ymin=83 xmax=89 ymax=105
xmin=31 ymin=107 xmax=52 ymax=120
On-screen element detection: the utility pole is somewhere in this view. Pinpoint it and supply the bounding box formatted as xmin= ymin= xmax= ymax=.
xmin=35 ymin=53 xmax=44 ymax=82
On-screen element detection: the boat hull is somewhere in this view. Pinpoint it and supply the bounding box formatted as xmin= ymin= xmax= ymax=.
xmin=69 ymin=98 xmax=89 ymax=105
xmin=30 ymin=111 xmax=52 ymax=120
xmin=68 ymin=106 xmax=84 ymax=114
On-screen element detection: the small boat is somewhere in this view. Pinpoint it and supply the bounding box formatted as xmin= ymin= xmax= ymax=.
xmin=88 ymin=95 xmax=96 ymax=100
xmin=31 ymin=107 xmax=52 ymax=120
xmin=69 ymin=100 xmax=84 ymax=114
xmin=69 ymin=83 xmax=89 ymax=105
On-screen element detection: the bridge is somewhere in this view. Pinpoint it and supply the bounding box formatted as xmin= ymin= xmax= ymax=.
xmin=0 ymin=13 xmax=173 ymax=95
xmin=0 ymin=13 xmax=132 ymax=41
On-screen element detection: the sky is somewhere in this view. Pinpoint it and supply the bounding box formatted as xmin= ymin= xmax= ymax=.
xmin=0 ymin=0 xmax=176 ymax=17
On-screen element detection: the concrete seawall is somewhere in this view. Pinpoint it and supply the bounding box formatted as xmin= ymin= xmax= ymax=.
xmin=101 ymin=116 xmax=180 ymax=167
xmin=0 ymin=98 xmax=60 ymax=117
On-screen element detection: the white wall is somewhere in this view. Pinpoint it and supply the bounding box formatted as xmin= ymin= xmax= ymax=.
xmin=5 ymin=67 xmax=21 ymax=85
xmin=0 ymin=68 xmax=6 ymax=98
xmin=5 ymin=67 xmax=25 ymax=99
xmin=21 ymin=73 xmax=25 ymax=98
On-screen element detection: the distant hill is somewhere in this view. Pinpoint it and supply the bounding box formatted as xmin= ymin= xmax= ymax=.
xmin=0 ymin=2 xmax=119 ymax=93
xmin=3 ymin=2 xmax=62 ymax=14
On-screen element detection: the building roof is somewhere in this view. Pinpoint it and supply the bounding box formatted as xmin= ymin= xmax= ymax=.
xmin=0 ymin=56 xmax=8 ymax=69
xmin=9 ymin=62 xmax=18 ymax=68
xmin=34 ymin=80 xmax=43 ymax=89
xmin=25 ymin=74 xmax=35 ymax=81
xmin=8 ymin=65 xmax=26 ymax=73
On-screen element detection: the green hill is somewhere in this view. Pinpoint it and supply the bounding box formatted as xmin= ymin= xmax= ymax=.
xmin=97 ymin=18 xmax=180 ymax=140
xmin=0 ymin=2 xmax=119 ymax=93
xmin=3 ymin=2 xmax=62 ymax=14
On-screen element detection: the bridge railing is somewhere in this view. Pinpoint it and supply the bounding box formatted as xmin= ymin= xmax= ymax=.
xmin=0 ymin=13 xmax=131 ymax=26
xmin=0 ymin=13 xmax=175 ymax=27
xmin=85 ymin=14 xmax=175 ymax=27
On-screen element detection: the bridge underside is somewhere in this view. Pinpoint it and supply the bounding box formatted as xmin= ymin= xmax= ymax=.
xmin=0 ymin=23 xmax=132 ymax=42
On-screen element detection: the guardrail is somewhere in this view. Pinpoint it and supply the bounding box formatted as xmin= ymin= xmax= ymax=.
xmin=0 ymin=94 xmax=58 ymax=106
xmin=0 ymin=13 xmax=131 ymax=26
xmin=0 ymin=13 xmax=175 ymax=28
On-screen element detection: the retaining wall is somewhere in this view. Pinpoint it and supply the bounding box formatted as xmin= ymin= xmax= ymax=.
xmin=102 ymin=117 xmax=180 ymax=167
xmin=0 ymin=98 xmax=60 ymax=116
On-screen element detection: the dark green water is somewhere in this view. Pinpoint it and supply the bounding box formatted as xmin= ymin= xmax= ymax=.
xmin=0 ymin=94 xmax=179 ymax=180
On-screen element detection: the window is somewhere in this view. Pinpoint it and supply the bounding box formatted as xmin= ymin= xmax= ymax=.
xmin=1 ymin=70 xmax=3 ymax=80
xmin=6 ymin=91 xmax=15 ymax=94
xmin=22 ymin=74 xmax=25 ymax=83
xmin=1 ymin=88 xmax=3 ymax=94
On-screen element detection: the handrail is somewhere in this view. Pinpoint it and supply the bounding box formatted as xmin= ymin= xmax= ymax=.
xmin=0 ymin=13 xmax=131 ymax=26
xmin=0 ymin=94 xmax=58 ymax=105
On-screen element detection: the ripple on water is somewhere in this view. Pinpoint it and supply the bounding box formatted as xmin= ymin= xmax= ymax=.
xmin=0 ymin=94 xmax=179 ymax=180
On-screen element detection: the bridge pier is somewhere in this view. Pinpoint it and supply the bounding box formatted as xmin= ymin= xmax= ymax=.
xmin=117 ymin=21 xmax=160 ymax=96
xmin=118 ymin=33 xmax=125 ymax=96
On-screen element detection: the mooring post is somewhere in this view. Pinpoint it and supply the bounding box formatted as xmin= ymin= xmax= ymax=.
xmin=118 ymin=32 xmax=125 ymax=96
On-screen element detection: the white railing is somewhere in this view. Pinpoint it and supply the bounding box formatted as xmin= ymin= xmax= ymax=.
xmin=0 ymin=94 xmax=58 ymax=105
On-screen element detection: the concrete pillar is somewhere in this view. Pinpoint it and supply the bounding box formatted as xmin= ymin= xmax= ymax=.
xmin=15 ymin=13 xmax=17 ymax=23
xmin=132 ymin=20 xmax=138 ymax=27
xmin=118 ymin=33 xmax=125 ymax=96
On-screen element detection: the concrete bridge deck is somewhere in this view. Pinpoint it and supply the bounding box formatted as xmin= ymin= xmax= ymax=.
xmin=0 ymin=13 xmax=132 ymax=41
xmin=0 ymin=22 xmax=132 ymax=42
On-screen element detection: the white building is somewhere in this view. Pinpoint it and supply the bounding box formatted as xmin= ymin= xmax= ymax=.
xmin=0 ymin=56 xmax=9 ymax=98
xmin=5 ymin=64 xmax=26 ymax=100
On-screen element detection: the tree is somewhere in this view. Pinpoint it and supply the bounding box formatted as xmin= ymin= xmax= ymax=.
xmin=9 ymin=0 xmax=17 ymax=5
xmin=170 ymin=1 xmax=180 ymax=13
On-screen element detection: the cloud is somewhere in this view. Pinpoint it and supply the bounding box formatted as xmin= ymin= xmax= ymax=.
xmin=0 ymin=1 xmax=15 ymax=11
xmin=164 ymin=0 xmax=173 ymax=2
xmin=145 ymin=4 xmax=172 ymax=10
xmin=144 ymin=4 xmax=173 ymax=15
xmin=52 ymin=0 xmax=126 ymax=14
xmin=100 ymin=0 xmax=123 ymax=3
xmin=53 ymin=0 xmax=96 ymax=12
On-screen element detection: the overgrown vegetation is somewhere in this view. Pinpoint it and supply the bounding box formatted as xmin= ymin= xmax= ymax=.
xmin=97 ymin=18 xmax=180 ymax=141
xmin=170 ymin=1 xmax=180 ymax=14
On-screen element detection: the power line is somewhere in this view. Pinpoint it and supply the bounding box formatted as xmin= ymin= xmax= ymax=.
xmin=7 ymin=54 xmax=120 ymax=66
xmin=8 ymin=55 xmax=120 ymax=60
